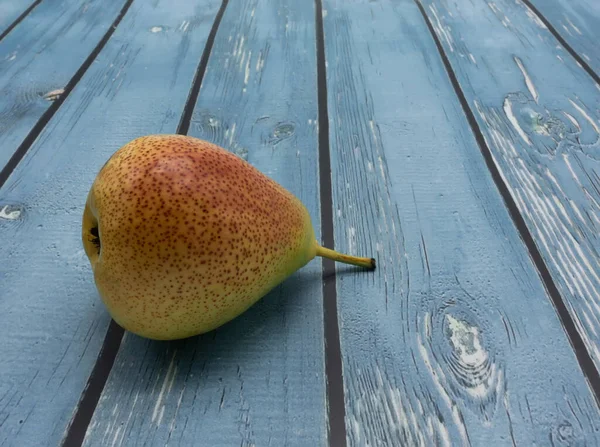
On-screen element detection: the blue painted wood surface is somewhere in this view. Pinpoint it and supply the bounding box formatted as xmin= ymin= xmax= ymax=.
xmin=83 ymin=0 xmax=327 ymax=444
xmin=0 ymin=0 xmax=129 ymax=172
xmin=323 ymin=0 xmax=600 ymax=444
xmin=1 ymin=0 xmax=599 ymax=444
xmin=0 ymin=0 xmax=37 ymax=37
xmin=0 ymin=0 xmax=220 ymax=444
xmin=420 ymin=0 xmax=600 ymax=371
xmin=526 ymin=0 xmax=600 ymax=75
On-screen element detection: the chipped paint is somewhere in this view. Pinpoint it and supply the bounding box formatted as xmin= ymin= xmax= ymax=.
xmin=348 ymin=227 xmax=356 ymax=254
xmin=514 ymin=57 xmax=538 ymax=102
xmin=152 ymin=354 xmax=177 ymax=424
xmin=447 ymin=315 xmax=487 ymax=366
xmin=0 ymin=206 xmax=21 ymax=220
xmin=244 ymin=51 xmax=251 ymax=85
xmin=229 ymin=122 xmax=237 ymax=146
xmin=369 ymin=120 xmax=378 ymax=143
xmin=564 ymin=16 xmax=582 ymax=35
xmin=346 ymin=365 xmax=430 ymax=445
xmin=569 ymin=99 xmax=600 ymax=134
xmin=417 ymin=327 xmax=469 ymax=441
xmin=524 ymin=7 xmax=547 ymax=29
xmin=44 ymin=89 xmax=65 ymax=101
xmin=378 ymin=156 xmax=386 ymax=181
xmin=429 ymin=4 xmax=454 ymax=52
xmin=255 ymin=50 xmax=265 ymax=72
xmin=562 ymin=111 xmax=581 ymax=132
xmin=503 ymin=98 xmax=531 ymax=145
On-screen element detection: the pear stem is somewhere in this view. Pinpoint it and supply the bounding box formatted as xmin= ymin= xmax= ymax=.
xmin=316 ymin=245 xmax=376 ymax=270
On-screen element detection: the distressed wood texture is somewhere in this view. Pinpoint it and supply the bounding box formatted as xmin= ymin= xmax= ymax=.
xmin=420 ymin=0 xmax=600 ymax=369
xmin=526 ymin=0 xmax=600 ymax=75
xmin=0 ymin=0 xmax=37 ymax=37
xmin=0 ymin=0 xmax=220 ymax=444
xmin=83 ymin=0 xmax=326 ymax=445
xmin=0 ymin=0 xmax=128 ymax=171
xmin=322 ymin=0 xmax=600 ymax=445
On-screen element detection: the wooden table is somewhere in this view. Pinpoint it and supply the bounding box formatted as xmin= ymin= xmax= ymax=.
xmin=2 ymin=0 xmax=600 ymax=445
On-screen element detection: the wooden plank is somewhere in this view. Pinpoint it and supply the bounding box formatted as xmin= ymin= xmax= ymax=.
xmin=420 ymin=0 xmax=600 ymax=372
xmin=0 ymin=0 xmax=38 ymax=37
xmin=322 ymin=0 xmax=600 ymax=444
xmin=525 ymin=0 xmax=600 ymax=75
xmin=83 ymin=0 xmax=326 ymax=445
xmin=0 ymin=0 xmax=221 ymax=444
xmin=0 ymin=0 xmax=129 ymax=172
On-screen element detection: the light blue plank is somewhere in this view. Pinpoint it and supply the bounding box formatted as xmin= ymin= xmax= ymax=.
xmin=0 ymin=0 xmax=37 ymax=37
xmin=526 ymin=0 xmax=600 ymax=75
xmin=0 ymin=0 xmax=221 ymax=444
xmin=323 ymin=0 xmax=600 ymax=444
xmin=83 ymin=0 xmax=327 ymax=445
xmin=0 ymin=0 xmax=128 ymax=172
xmin=421 ymin=0 xmax=600 ymax=372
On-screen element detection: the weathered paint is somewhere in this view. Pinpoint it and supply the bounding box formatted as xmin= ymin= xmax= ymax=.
xmin=2 ymin=0 xmax=600 ymax=443
xmin=0 ymin=0 xmax=220 ymax=444
xmin=526 ymin=0 xmax=600 ymax=74
xmin=0 ymin=0 xmax=37 ymax=37
xmin=0 ymin=0 xmax=129 ymax=171
xmin=421 ymin=0 xmax=600 ymax=372
xmin=323 ymin=0 xmax=600 ymax=444
xmin=83 ymin=0 xmax=326 ymax=445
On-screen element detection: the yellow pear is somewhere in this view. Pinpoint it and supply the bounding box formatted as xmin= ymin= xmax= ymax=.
xmin=82 ymin=134 xmax=375 ymax=340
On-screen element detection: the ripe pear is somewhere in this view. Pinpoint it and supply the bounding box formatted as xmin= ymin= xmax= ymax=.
xmin=82 ymin=134 xmax=375 ymax=340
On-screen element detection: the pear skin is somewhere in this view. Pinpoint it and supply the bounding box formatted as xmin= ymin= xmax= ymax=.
xmin=82 ymin=134 xmax=375 ymax=340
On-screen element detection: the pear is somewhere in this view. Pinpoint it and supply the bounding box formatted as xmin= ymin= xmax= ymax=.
xmin=82 ymin=134 xmax=375 ymax=340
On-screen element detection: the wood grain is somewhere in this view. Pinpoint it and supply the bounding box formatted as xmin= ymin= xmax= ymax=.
xmin=322 ymin=0 xmax=600 ymax=444
xmin=83 ymin=0 xmax=327 ymax=445
xmin=526 ymin=0 xmax=600 ymax=76
xmin=420 ymin=0 xmax=600 ymax=372
xmin=0 ymin=0 xmax=38 ymax=38
xmin=0 ymin=0 xmax=130 ymax=172
xmin=0 ymin=0 xmax=220 ymax=444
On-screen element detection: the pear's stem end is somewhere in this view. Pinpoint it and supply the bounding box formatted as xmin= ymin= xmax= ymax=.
xmin=316 ymin=245 xmax=376 ymax=270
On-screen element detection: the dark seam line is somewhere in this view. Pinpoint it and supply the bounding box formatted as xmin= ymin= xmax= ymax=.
xmin=519 ymin=0 xmax=600 ymax=85
xmin=60 ymin=1 xmax=231 ymax=445
xmin=176 ymin=0 xmax=230 ymax=135
xmin=414 ymin=0 xmax=600 ymax=404
xmin=0 ymin=0 xmax=43 ymax=43
xmin=62 ymin=321 xmax=124 ymax=447
xmin=29 ymin=0 xmax=139 ymax=445
xmin=0 ymin=0 xmax=135 ymax=190
xmin=315 ymin=0 xmax=347 ymax=446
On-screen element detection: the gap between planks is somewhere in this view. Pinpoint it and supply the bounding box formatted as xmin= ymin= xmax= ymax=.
xmin=414 ymin=0 xmax=600 ymax=406
xmin=518 ymin=0 xmax=600 ymax=85
xmin=315 ymin=0 xmax=348 ymax=446
xmin=0 ymin=0 xmax=43 ymax=43
xmin=61 ymin=0 xmax=230 ymax=445
xmin=64 ymin=0 xmax=350 ymax=446
xmin=0 ymin=0 xmax=134 ymax=190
